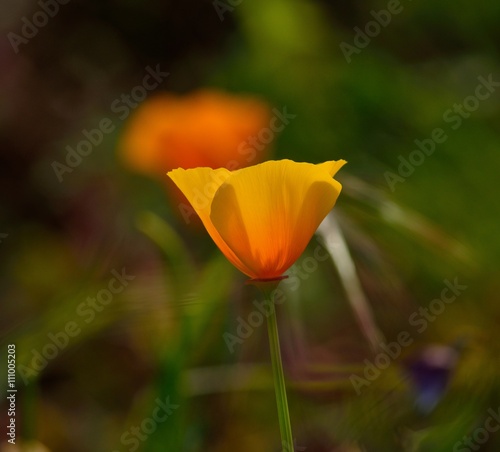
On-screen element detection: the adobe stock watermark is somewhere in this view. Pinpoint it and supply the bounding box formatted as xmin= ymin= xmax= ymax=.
xmin=0 ymin=233 xmax=8 ymax=244
xmin=350 ymin=277 xmax=467 ymax=395
xmin=453 ymin=406 xmax=500 ymax=451
xmin=52 ymin=65 xmax=169 ymax=182
xmin=385 ymin=74 xmax=500 ymax=192
xmin=340 ymin=0 xmax=411 ymax=63
xmin=112 ymin=396 xmax=179 ymax=452
xmin=178 ymin=106 xmax=297 ymax=224
xmin=213 ymin=0 xmax=243 ymax=21
xmin=7 ymin=0 xmax=71 ymax=54
xmin=18 ymin=268 xmax=135 ymax=384
xmin=223 ymin=241 xmax=330 ymax=353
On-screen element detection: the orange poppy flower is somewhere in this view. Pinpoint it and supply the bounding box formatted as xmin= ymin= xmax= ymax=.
xmin=168 ymin=159 xmax=346 ymax=280
xmin=119 ymin=89 xmax=272 ymax=176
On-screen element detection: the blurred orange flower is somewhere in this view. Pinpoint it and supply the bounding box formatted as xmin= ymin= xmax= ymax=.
xmin=168 ymin=159 xmax=346 ymax=280
xmin=119 ymin=89 xmax=273 ymax=176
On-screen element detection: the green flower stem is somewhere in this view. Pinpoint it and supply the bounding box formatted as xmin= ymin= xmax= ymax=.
xmin=250 ymin=279 xmax=293 ymax=450
xmin=267 ymin=298 xmax=294 ymax=450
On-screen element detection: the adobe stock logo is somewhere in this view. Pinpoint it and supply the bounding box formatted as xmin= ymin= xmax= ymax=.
xmin=453 ymin=406 xmax=500 ymax=451
xmin=7 ymin=0 xmax=71 ymax=54
xmin=51 ymin=65 xmax=169 ymax=182
xmin=213 ymin=0 xmax=243 ymax=21
xmin=350 ymin=277 xmax=467 ymax=395
xmin=17 ymin=268 xmax=135 ymax=385
xmin=385 ymin=74 xmax=500 ymax=192
xmin=339 ymin=0 xmax=411 ymax=63
xmin=112 ymin=397 xmax=179 ymax=452
xmin=223 ymin=242 xmax=330 ymax=353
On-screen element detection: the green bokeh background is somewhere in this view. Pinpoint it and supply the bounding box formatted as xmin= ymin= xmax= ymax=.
xmin=1 ymin=0 xmax=500 ymax=450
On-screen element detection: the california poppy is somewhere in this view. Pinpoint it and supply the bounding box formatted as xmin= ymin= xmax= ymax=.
xmin=168 ymin=159 xmax=346 ymax=280
xmin=119 ymin=89 xmax=272 ymax=176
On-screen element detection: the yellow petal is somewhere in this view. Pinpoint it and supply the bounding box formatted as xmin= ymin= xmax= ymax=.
xmin=209 ymin=160 xmax=345 ymax=279
xmin=317 ymin=159 xmax=347 ymax=177
xmin=167 ymin=167 xmax=255 ymax=276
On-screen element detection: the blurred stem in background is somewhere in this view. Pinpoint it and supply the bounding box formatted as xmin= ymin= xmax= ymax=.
xmin=138 ymin=211 xmax=235 ymax=450
xmin=137 ymin=211 xmax=193 ymax=450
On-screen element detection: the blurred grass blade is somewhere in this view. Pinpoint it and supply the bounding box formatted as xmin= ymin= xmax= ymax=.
xmin=318 ymin=212 xmax=385 ymax=352
xmin=136 ymin=210 xmax=194 ymax=290
xmin=342 ymin=174 xmax=474 ymax=266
